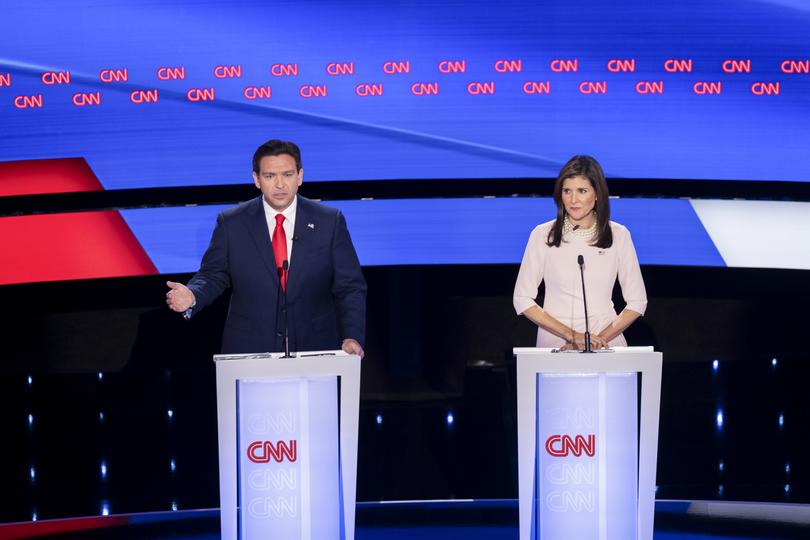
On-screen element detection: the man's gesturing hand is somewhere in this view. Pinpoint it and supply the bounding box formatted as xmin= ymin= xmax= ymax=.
xmin=166 ymin=281 xmax=196 ymax=313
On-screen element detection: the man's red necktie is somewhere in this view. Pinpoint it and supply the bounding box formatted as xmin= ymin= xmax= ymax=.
xmin=272 ymin=214 xmax=288 ymax=291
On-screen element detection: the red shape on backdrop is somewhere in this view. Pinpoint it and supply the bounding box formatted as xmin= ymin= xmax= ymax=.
xmin=0 ymin=211 xmax=158 ymax=285
xmin=0 ymin=157 xmax=103 ymax=196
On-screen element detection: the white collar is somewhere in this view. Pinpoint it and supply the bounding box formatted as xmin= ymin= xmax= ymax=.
xmin=262 ymin=195 xmax=298 ymax=221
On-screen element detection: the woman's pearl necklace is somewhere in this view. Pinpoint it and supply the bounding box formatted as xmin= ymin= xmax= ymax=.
xmin=563 ymin=215 xmax=596 ymax=239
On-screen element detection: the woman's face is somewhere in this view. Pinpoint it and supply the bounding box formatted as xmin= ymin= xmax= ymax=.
xmin=561 ymin=175 xmax=597 ymax=225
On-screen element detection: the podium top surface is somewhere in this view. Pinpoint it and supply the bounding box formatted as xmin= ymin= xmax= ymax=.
xmin=213 ymin=349 xmax=348 ymax=362
xmin=513 ymin=346 xmax=661 ymax=375
xmin=513 ymin=346 xmax=655 ymax=355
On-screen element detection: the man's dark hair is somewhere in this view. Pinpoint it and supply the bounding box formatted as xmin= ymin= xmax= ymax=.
xmin=252 ymin=139 xmax=302 ymax=173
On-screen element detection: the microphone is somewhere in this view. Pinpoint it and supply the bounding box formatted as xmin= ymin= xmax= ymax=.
xmin=280 ymin=260 xmax=294 ymax=358
xmin=577 ymin=255 xmax=593 ymax=353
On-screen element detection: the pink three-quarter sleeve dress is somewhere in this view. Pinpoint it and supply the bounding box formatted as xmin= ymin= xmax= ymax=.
xmin=513 ymin=220 xmax=648 ymax=348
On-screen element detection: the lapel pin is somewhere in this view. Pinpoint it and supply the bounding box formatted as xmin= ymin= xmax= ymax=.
xmin=307 ymin=223 xmax=315 ymax=229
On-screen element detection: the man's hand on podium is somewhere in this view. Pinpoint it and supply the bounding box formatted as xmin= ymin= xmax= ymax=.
xmin=166 ymin=281 xmax=196 ymax=313
xmin=342 ymin=338 xmax=365 ymax=358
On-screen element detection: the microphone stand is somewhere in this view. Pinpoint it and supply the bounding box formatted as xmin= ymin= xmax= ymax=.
xmin=280 ymin=260 xmax=295 ymax=358
xmin=577 ymin=254 xmax=593 ymax=353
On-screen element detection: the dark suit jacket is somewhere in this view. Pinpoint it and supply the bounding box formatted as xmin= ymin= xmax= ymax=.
xmin=187 ymin=195 xmax=366 ymax=354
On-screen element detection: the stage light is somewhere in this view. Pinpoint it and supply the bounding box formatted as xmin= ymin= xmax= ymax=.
xmin=778 ymin=413 xmax=784 ymax=429
xmin=28 ymin=413 xmax=33 ymax=428
xmin=167 ymin=409 xmax=174 ymax=420
xmin=718 ymin=459 xmax=724 ymax=473
xmin=172 ymin=500 xmax=178 ymax=511
xmin=30 ymin=466 xmax=35 ymax=481
xmin=446 ymin=411 xmax=454 ymax=427
xmin=375 ymin=414 xmax=383 ymax=426
xmin=711 ymin=359 xmax=719 ymax=372
xmin=715 ymin=409 xmax=724 ymax=430
xmin=100 ymin=461 xmax=107 ymax=480
xmin=27 ymin=375 xmax=32 ymax=386
xmin=771 ymin=358 xmax=778 ymax=368
xmin=101 ymin=501 xmax=110 ymax=516
xmin=170 ymin=458 xmax=176 ymax=472
xmin=99 ymin=411 xmax=104 ymax=423
xmin=785 ymin=462 xmax=791 ymax=475
xmin=98 ymin=372 xmax=103 ymax=381
xmin=32 ymin=511 xmax=37 ymax=522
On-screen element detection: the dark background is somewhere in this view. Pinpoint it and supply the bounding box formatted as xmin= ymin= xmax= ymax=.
xmin=1 ymin=179 xmax=808 ymax=522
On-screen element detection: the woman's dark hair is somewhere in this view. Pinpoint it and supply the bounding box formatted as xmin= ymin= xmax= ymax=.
xmin=546 ymin=155 xmax=613 ymax=249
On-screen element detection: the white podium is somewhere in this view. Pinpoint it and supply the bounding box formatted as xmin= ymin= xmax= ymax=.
xmin=515 ymin=346 xmax=662 ymax=540
xmin=214 ymin=350 xmax=361 ymax=540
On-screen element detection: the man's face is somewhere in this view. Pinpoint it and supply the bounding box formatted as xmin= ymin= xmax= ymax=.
xmin=253 ymin=154 xmax=303 ymax=211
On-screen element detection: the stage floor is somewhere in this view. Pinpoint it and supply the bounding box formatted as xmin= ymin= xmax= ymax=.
xmin=2 ymin=500 xmax=809 ymax=540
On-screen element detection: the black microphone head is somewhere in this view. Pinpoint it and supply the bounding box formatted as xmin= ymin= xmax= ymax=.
xmin=577 ymin=255 xmax=584 ymax=265
xmin=282 ymin=260 xmax=289 ymax=270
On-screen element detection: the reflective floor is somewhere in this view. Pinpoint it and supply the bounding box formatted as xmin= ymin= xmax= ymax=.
xmin=2 ymin=500 xmax=809 ymax=540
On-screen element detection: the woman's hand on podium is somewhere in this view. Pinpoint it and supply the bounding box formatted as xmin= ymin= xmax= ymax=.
xmin=562 ymin=332 xmax=609 ymax=351
xmin=166 ymin=281 xmax=196 ymax=312
xmin=590 ymin=334 xmax=609 ymax=349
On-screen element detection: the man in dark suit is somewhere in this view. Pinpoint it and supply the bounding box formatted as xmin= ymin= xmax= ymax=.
xmin=165 ymin=139 xmax=366 ymax=356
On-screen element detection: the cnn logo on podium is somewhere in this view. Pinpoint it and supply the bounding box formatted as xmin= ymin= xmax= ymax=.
xmin=247 ymin=440 xmax=298 ymax=463
xmin=545 ymin=434 xmax=596 ymax=457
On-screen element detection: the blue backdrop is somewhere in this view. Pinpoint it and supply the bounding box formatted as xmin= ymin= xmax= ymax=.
xmin=2 ymin=0 xmax=809 ymax=189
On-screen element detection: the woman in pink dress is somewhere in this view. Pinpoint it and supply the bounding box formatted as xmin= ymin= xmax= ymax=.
xmin=513 ymin=156 xmax=647 ymax=350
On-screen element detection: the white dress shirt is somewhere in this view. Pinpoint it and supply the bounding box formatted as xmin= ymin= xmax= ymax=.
xmin=262 ymin=195 xmax=296 ymax=262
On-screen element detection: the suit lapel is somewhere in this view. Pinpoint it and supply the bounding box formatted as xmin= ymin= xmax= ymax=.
xmin=245 ymin=196 xmax=280 ymax=285
xmin=287 ymin=197 xmax=314 ymax=298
